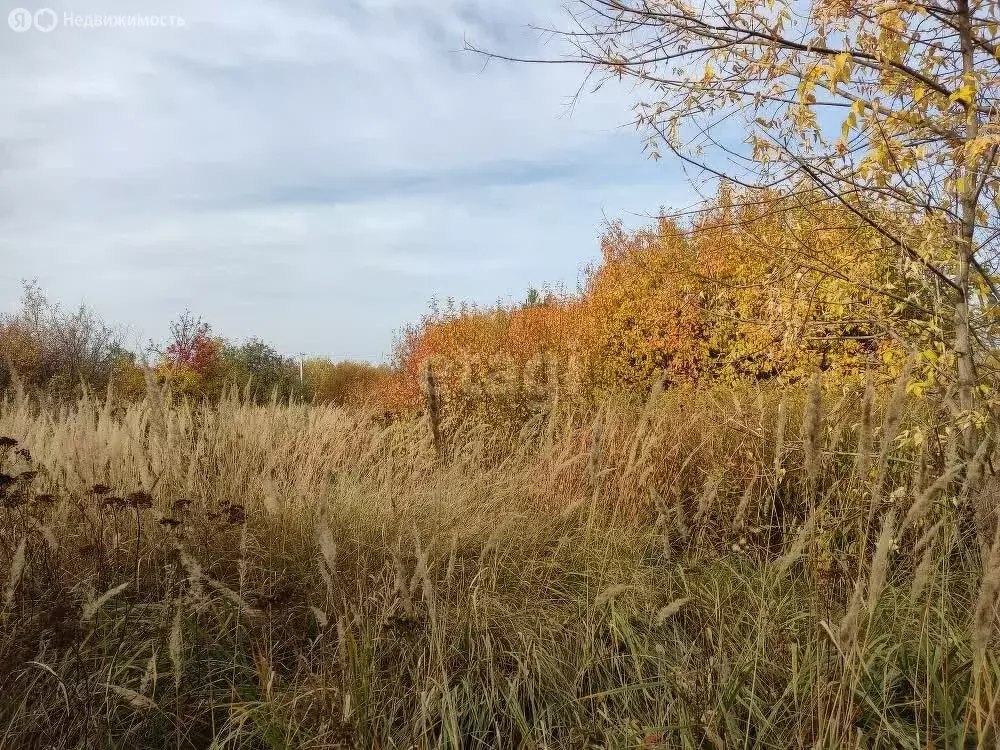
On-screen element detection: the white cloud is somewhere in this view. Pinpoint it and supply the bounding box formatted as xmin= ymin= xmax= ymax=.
xmin=0 ymin=0 xmax=690 ymax=360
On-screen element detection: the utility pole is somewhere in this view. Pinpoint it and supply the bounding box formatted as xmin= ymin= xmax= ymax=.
xmin=296 ymin=353 xmax=307 ymax=385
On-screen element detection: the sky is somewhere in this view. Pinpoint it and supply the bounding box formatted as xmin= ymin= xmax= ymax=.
xmin=0 ymin=0 xmax=693 ymax=362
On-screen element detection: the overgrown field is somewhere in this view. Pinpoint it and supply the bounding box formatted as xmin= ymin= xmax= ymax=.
xmin=0 ymin=378 xmax=998 ymax=748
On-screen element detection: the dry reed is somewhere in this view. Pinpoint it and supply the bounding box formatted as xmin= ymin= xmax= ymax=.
xmin=0 ymin=378 xmax=994 ymax=748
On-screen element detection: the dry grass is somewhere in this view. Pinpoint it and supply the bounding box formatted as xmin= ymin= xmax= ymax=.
xmin=0 ymin=380 xmax=998 ymax=748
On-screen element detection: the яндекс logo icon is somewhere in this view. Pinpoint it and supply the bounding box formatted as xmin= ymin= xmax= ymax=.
xmin=8 ymin=8 xmax=33 ymax=31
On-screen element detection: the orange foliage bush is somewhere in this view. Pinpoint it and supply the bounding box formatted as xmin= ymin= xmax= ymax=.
xmin=393 ymin=188 xmax=922 ymax=414
xmin=393 ymin=296 xmax=587 ymax=420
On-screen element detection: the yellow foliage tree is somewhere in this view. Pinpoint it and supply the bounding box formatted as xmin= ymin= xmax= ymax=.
xmin=523 ymin=0 xmax=1000 ymax=447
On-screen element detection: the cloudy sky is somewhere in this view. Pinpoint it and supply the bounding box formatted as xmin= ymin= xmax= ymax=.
xmin=1 ymin=0 xmax=692 ymax=362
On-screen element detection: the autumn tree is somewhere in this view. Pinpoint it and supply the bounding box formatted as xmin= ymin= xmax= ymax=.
xmin=577 ymin=189 xmax=917 ymax=388
xmin=221 ymin=339 xmax=303 ymax=402
xmin=156 ymin=311 xmax=223 ymax=399
xmin=482 ymin=0 xmax=1000 ymax=447
xmin=581 ymin=218 xmax=706 ymax=389
xmin=163 ymin=311 xmax=218 ymax=373
xmin=0 ymin=280 xmax=126 ymax=395
xmin=689 ymin=187 xmax=923 ymax=380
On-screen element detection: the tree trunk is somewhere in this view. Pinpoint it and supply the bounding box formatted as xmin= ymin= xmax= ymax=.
xmin=956 ymin=0 xmax=979 ymax=455
xmin=954 ymin=252 xmax=977 ymax=454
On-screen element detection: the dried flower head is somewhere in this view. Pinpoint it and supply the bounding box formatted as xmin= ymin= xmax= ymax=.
xmin=224 ymin=503 xmax=246 ymax=524
xmin=126 ymin=491 xmax=153 ymax=509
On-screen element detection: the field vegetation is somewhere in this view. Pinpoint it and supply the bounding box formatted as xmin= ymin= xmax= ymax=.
xmin=5 ymin=0 xmax=1000 ymax=745
xmin=0 ymin=371 xmax=998 ymax=747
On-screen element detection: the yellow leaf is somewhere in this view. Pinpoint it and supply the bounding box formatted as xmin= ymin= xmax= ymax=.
xmin=949 ymin=78 xmax=976 ymax=108
xmin=841 ymin=111 xmax=857 ymax=140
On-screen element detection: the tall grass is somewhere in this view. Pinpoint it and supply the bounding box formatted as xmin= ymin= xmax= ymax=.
xmin=0 ymin=379 xmax=997 ymax=748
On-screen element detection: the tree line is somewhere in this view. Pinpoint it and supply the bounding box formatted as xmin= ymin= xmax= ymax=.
xmin=0 ymin=281 xmax=389 ymax=407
